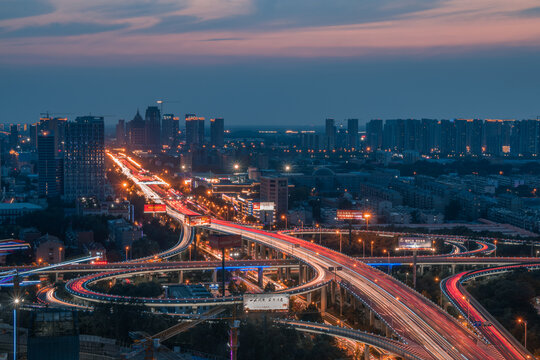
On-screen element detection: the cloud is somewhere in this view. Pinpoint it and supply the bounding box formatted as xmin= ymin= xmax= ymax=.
xmin=0 ymin=0 xmax=54 ymax=21
xmin=0 ymin=22 xmax=127 ymax=38
xmin=0 ymin=0 xmax=540 ymax=63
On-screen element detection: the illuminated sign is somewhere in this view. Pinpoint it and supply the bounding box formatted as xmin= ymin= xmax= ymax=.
xmin=187 ymin=215 xmax=211 ymax=226
xmin=253 ymin=202 xmax=274 ymax=211
xmin=336 ymin=210 xmax=364 ymax=220
xmin=243 ymin=294 xmax=290 ymax=311
xmin=397 ymin=236 xmax=433 ymax=250
xmin=144 ymin=204 xmax=167 ymax=213
xmin=208 ymin=234 xmax=242 ymax=249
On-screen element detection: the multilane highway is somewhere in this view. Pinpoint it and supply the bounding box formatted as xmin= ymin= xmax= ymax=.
xmin=92 ymin=150 xmax=537 ymax=359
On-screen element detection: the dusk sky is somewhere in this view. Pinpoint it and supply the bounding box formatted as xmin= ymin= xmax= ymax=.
xmin=2 ymin=0 xmax=540 ymax=127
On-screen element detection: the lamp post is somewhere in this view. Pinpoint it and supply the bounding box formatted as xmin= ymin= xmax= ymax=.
xmin=518 ymin=318 xmax=528 ymax=349
xmin=370 ymin=241 xmax=374 ymax=257
xmin=336 ymin=230 xmax=342 ymax=253
xmin=359 ymin=238 xmax=365 ymax=258
xmin=363 ymin=213 xmax=371 ymax=231
xmin=494 ymin=240 xmax=497 ymax=257
xmin=13 ymin=298 xmax=19 ymax=360
xmin=125 ymin=246 xmax=130 ymax=261
xmin=189 ymin=244 xmax=192 ymax=261
xmin=58 ymin=247 xmax=63 ymax=263
xmin=462 ymin=296 xmax=470 ymax=327
xmin=383 ymin=249 xmax=390 ymax=274
xmin=281 ymin=214 xmax=288 ymax=230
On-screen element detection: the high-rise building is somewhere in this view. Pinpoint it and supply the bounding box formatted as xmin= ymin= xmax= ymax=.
xmin=116 ymin=119 xmax=126 ymax=145
xmin=9 ymin=124 xmax=18 ymax=149
xmin=325 ymin=118 xmax=336 ymax=150
xmin=347 ymin=118 xmax=359 ymax=150
xmin=210 ymin=118 xmax=225 ymax=148
xmin=38 ymin=131 xmax=62 ymax=197
xmin=127 ymin=110 xmax=145 ymax=149
xmin=161 ymin=114 xmax=180 ymax=148
xmin=38 ymin=116 xmax=67 ymax=153
xmin=300 ymin=133 xmax=320 ymax=151
xmin=366 ymin=119 xmax=383 ymax=151
xmin=63 ymin=116 xmax=105 ymax=201
xmin=145 ymin=106 xmax=161 ymax=149
xmin=185 ymin=115 xmax=205 ymax=148
xmin=260 ymin=176 xmax=288 ymax=217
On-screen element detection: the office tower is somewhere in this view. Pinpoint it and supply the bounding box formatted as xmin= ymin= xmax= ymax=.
xmin=325 ymin=118 xmax=336 ymax=150
xmin=145 ymin=106 xmax=161 ymax=149
xmin=404 ymin=119 xmax=421 ymax=151
xmin=210 ymin=118 xmax=225 ymax=148
xmin=38 ymin=116 xmax=67 ymax=153
xmin=347 ymin=118 xmax=359 ymax=149
xmin=116 ymin=119 xmax=126 ymax=145
xmin=63 ymin=116 xmax=105 ymax=201
xmin=383 ymin=119 xmax=405 ymax=151
xmin=366 ymin=119 xmax=383 ymax=151
xmin=260 ymin=176 xmax=288 ymax=217
xmin=9 ymin=124 xmax=18 ymax=149
xmin=336 ymin=128 xmax=347 ymax=149
xmin=127 ymin=110 xmax=145 ymax=149
xmin=161 ymin=113 xmax=174 ymax=146
xmin=185 ymin=114 xmax=205 ymax=148
xmin=38 ymin=131 xmax=62 ymax=197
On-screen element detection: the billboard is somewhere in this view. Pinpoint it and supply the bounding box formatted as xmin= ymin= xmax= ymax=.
xmin=243 ymin=293 xmax=290 ymax=311
xmin=397 ymin=236 xmax=433 ymax=250
xmin=336 ymin=209 xmax=364 ymax=220
xmin=144 ymin=204 xmax=167 ymax=213
xmin=187 ymin=215 xmax=211 ymax=226
xmin=208 ymin=234 xmax=242 ymax=249
xmin=258 ymin=202 xmax=275 ymax=211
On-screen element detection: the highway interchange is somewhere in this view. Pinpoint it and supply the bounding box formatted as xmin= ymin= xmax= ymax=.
xmin=21 ymin=150 xmax=540 ymax=360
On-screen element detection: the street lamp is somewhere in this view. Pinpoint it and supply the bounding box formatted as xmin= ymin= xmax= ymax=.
xmin=462 ymin=296 xmax=470 ymax=327
xmin=363 ymin=213 xmax=371 ymax=231
xmin=58 ymin=247 xmax=63 ymax=262
xmin=371 ymin=240 xmax=374 ymax=257
xmin=359 ymin=238 xmax=365 ymax=258
xmin=13 ymin=297 xmax=20 ymax=360
xmin=284 ymin=165 xmax=291 ymax=172
xmin=494 ymin=240 xmax=497 ymax=257
xmin=518 ymin=318 xmax=528 ymax=349
xmin=281 ymin=214 xmax=288 ymax=229
xmin=125 ymin=246 xmax=130 ymax=261
xmin=383 ymin=249 xmax=390 ymax=273
xmin=336 ymin=230 xmax=342 ymax=253
xmin=233 ymin=163 xmax=240 ymax=171
xmin=188 ymin=244 xmax=192 ymax=261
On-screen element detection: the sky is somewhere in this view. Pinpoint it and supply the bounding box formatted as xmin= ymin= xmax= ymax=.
xmin=1 ymin=0 xmax=540 ymax=127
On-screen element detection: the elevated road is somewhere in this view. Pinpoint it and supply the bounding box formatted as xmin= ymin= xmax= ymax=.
xmin=441 ymin=264 xmax=540 ymax=360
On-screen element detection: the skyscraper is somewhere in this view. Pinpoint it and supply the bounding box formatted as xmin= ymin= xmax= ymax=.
xmin=38 ymin=131 xmax=62 ymax=197
xmin=325 ymin=118 xmax=336 ymax=150
xmin=127 ymin=110 xmax=145 ymax=149
xmin=38 ymin=116 xmax=67 ymax=153
xmin=366 ymin=119 xmax=383 ymax=151
xmin=144 ymin=106 xmax=161 ymax=149
xmin=210 ymin=118 xmax=224 ymax=148
xmin=161 ymin=114 xmax=179 ymax=147
xmin=116 ymin=119 xmax=125 ymax=145
xmin=347 ymin=118 xmax=359 ymax=150
xmin=63 ymin=116 xmax=105 ymax=201
xmin=9 ymin=124 xmax=18 ymax=149
xmin=185 ymin=115 xmax=205 ymax=148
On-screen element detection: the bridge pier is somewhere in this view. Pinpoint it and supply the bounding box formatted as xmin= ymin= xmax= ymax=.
xmin=320 ymin=285 xmax=327 ymax=314
xmin=451 ymin=264 xmax=456 ymax=274
xmin=258 ymin=267 xmax=264 ymax=288
xmin=298 ymin=265 xmax=303 ymax=284
xmin=212 ymin=270 xmax=218 ymax=283
xmin=306 ymin=292 xmax=312 ymax=305
xmin=385 ymin=324 xmax=391 ymax=338
xmin=259 ymin=245 xmax=265 ymax=259
xmin=369 ymin=310 xmax=375 ymax=327
xmin=285 ymin=267 xmax=291 ymax=281
xmin=178 ymin=270 xmax=183 ymax=283
xmin=330 ymin=282 xmax=336 ymax=304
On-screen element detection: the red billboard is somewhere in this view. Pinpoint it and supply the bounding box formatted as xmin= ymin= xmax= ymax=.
xmin=208 ymin=235 xmax=242 ymax=249
xmin=144 ymin=204 xmax=167 ymax=213
xmin=336 ymin=210 xmax=364 ymax=220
